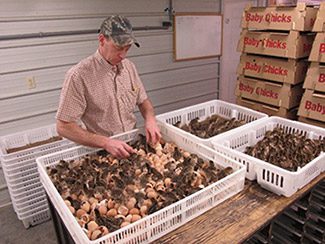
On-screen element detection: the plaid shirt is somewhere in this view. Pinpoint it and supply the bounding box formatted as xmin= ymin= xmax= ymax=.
xmin=56 ymin=50 xmax=147 ymax=137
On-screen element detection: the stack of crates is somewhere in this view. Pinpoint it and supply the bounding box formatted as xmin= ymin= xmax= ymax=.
xmin=270 ymin=193 xmax=310 ymax=243
xmin=245 ymin=179 xmax=324 ymax=243
xmin=298 ymin=2 xmax=325 ymax=128
xmin=0 ymin=124 xmax=76 ymax=228
xmin=236 ymin=3 xmax=317 ymax=119
xmin=302 ymin=180 xmax=325 ymax=243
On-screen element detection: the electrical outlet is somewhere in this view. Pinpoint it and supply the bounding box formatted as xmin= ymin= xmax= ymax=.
xmin=27 ymin=76 xmax=36 ymax=89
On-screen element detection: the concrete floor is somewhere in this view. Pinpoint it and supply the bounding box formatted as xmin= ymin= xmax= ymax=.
xmin=0 ymin=204 xmax=57 ymax=244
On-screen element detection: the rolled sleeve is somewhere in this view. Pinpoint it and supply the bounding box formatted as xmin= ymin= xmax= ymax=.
xmin=56 ymin=68 xmax=86 ymax=122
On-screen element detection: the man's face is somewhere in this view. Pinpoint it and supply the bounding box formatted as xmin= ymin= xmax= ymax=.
xmin=99 ymin=34 xmax=131 ymax=65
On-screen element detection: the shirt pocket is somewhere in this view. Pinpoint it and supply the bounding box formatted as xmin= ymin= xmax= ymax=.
xmin=123 ymin=87 xmax=139 ymax=113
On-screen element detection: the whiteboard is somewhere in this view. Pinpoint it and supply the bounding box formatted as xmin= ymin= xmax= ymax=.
xmin=174 ymin=13 xmax=222 ymax=61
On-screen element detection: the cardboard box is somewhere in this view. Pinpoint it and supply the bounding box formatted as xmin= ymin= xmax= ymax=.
xmin=236 ymin=75 xmax=304 ymax=109
xmin=236 ymin=96 xmax=298 ymax=119
xmin=303 ymin=62 xmax=325 ymax=92
xmin=298 ymin=89 xmax=325 ymax=122
xmin=237 ymin=29 xmax=315 ymax=59
xmin=298 ymin=116 xmax=325 ymax=128
xmin=238 ymin=54 xmax=308 ymax=84
xmin=309 ymin=32 xmax=325 ymax=62
xmin=312 ymin=2 xmax=325 ymax=32
xmin=268 ymin=0 xmax=297 ymax=6
xmin=298 ymin=0 xmax=325 ymax=6
xmin=268 ymin=0 xmax=323 ymax=6
xmin=242 ymin=3 xmax=317 ymax=31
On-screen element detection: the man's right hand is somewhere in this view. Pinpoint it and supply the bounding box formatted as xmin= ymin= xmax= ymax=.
xmin=104 ymin=138 xmax=134 ymax=158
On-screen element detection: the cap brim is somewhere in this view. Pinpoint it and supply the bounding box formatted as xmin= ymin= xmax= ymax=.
xmin=112 ymin=34 xmax=140 ymax=48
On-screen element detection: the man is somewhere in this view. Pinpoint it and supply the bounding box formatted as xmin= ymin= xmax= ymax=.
xmin=56 ymin=15 xmax=161 ymax=158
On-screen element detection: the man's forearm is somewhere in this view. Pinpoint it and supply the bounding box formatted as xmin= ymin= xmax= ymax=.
xmin=139 ymin=99 xmax=156 ymax=122
xmin=56 ymin=120 xmax=107 ymax=148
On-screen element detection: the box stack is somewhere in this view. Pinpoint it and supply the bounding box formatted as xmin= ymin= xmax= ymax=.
xmin=268 ymin=0 xmax=298 ymax=6
xmin=0 ymin=124 xmax=76 ymax=228
xmin=236 ymin=3 xmax=317 ymax=119
xmin=298 ymin=2 xmax=325 ymax=128
xmin=302 ymin=180 xmax=325 ymax=243
xmin=270 ymin=193 xmax=311 ymax=243
xmin=246 ymin=179 xmax=324 ymax=243
xmin=268 ymin=0 xmax=324 ymax=6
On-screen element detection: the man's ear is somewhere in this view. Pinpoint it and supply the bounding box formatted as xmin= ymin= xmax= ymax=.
xmin=98 ymin=34 xmax=106 ymax=46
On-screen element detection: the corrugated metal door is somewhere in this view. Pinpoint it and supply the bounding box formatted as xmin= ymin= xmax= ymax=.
xmin=0 ymin=0 xmax=221 ymax=207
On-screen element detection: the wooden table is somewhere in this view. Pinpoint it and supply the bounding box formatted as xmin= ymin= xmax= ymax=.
xmin=154 ymin=173 xmax=325 ymax=244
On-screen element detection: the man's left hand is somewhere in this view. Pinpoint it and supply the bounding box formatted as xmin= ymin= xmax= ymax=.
xmin=145 ymin=119 xmax=161 ymax=145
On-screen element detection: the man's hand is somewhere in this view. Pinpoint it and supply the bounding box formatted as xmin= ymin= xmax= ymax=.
xmin=145 ymin=119 xmax=161 ymax=145
xmin=104 ymin=138 xmax=134 ymax=158
xmin=138 ymin=98 xmax=161 ymax=145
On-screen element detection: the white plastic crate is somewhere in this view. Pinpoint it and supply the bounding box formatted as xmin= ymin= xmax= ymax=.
xmin=10 ymin=181 xmax=43 ymax=198
xmin=13 ymin=188 xmax=46 ymax=206
xmin=11 ymin=185 xmax=45 ymax=212
xmin=16 ymin=200 xmax=49 ymax=220
xmin=0 ymin=126 xmax=76 ymax=227
xmin=6 ymin=173 xmax=40 ymax=191
xmin=2 ymin=142 xmax=76 ymax=171
xmin=37 ymin=127 xmax=246 ymax=244
xmin=15 ymin=196 xmax=48 ymax=216
xmin=156 ymin=100 xmax=268 ymax=146
xmin=0 ymin=123 xmax=73 ymax=163
xmin=20 ymin=207 xmax=51 ymax=229
xmin=211 ymin=116 xmax=325 ymax=197
xmin=4 ymin=159 xmax=37 ymax=176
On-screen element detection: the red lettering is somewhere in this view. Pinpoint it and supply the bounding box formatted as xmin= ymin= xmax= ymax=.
xmin=263 ymin=64 xmax=288 ymax=76
xmin=320 ymin=43 xmax=325 ymax=53
xmin=319 ymin=73 xmax=325 ymax=83
xmin=305 ymin=100 xmax=325 ymax=115
xmin=255 ymin=87 xmax=278 ymax=99
xmin=264 ymin=13 xmax=292 ymax=23
xmin=244 ymin=37 xmax=260 ymax=48
xmin=265 ymin=39 xmax=286 ymax=49
xmin=245 ymin=62 xmax=261 ymax=73
xmin=265 ymin=13 xmax=270 ymax=23
xmin=239 ymin=82 xmax=254 ymax=94
xmin=305 ymin=100 xmax=312 ymax=109
xmin=246 ymin=13 xmax=263 ymax=23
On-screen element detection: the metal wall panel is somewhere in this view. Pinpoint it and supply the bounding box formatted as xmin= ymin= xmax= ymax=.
xmin=0 ymin=0 xmax=221 ymax=206
xmin=0 ymin=33 xmax=171 ymax=74
xmin=0 ymin=16 xmax=166 ymax=36
xmin=0 ymin=0 xmax=169 ymax=18
xmin=173 ymin=0 xmax=221 ymax=12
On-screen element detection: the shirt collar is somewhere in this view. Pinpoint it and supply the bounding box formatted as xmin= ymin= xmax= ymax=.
xmin=94 ymin=49 xmax=123 ymax=73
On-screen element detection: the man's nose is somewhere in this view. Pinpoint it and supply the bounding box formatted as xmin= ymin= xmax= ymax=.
xmin=119 ymin=51 xmax=127 ymax=59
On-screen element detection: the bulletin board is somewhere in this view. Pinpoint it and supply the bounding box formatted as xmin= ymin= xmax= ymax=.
xmin=173 ymin=13 xmax=223 ymax=61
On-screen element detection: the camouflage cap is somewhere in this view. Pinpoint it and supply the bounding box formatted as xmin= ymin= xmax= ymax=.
xmin=100 ymin=15 xmax=140 ymax=47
